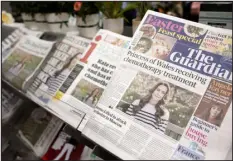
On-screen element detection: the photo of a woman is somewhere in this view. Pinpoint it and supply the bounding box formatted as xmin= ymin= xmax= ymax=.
xmin=46 ymin=53 xmax=82 ymax=95
xmin=6 ymin=56 xmax=31 ymax=81
xmin=121 ymin=82 xmax=170 ymax=134
xmin=82 ymin=88 xmax=101 ymax=108
xmin=38 ymin=53 xmax=82 ymax=103
xmin=196 ymin=104 xmax=224 ymax=127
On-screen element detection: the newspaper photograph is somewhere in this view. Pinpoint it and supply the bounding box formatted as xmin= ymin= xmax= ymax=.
xmin=2 ymin=25 xmax=43 ymax=61
xmin=2 ymin=86 xmax=23 ymax=124
xmin=82 ymin=10 xmax=232 ymax=160
xmin=176 ymin=79 xmax=232 ymax=160
xmin=2 ymin=35 xmax=54 ymax=91
xmin=27 ymin=35 xmax=91 ymax=104
xmin=53 ymin=30 xmax=131 ymax=118
xmin=25 ymin=35 xmax=90 ymax=128
xmin=18 ymin=107 xmax=63 ymax=157
xmin=116 ymin=71 xmax=202 ymax=140
xmin=71 ymin=78 xmax=104 ymax=108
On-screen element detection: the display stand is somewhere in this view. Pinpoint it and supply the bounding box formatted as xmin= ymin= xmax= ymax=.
xmin=2 ymin=79 xmax=122 ymax=160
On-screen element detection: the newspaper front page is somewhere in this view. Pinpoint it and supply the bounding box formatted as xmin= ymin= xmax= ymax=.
xmin=2 ymin=86 xmax=23 ymax=124
xmin=26 ymin=35 xmax=91 ymax=128
xmin=82 ymin=10 xmax=232 ymax=160
xmin=18 ymin=106 xmax=63 ymax=157
xmin=47 ymin=30 xmax=131 ymax=128
xmin=2 ymin=35 xmax=54 ymax=91
xmin=2 ymin=25 xmax=43 ymax=61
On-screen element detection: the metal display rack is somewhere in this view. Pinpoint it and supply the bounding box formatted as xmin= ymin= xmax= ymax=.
xmin=1 ymin=27 xmax=134 ymax=160
xmin=2 ymin=78 xmax=121 ymax=160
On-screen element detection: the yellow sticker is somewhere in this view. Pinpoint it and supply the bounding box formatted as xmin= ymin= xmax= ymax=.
xmin=53 ymin=91 xmax=64 ymax=100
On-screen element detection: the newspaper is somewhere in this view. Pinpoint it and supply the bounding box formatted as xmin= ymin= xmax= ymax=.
xmin=25 ymin=35 xmax=91 ymax=128
xmin=2 ymin=35 xmax=54 ymax=91
xmin=42 ymin=124 xmax=102 ymax=160
xmin=2 ymin=25 xmax=43 ymax=61
xmin=47 ymin=29 xmax=131 ymax=128
xmin=2 ymin=87 xmax=23 ymax=124
xmin=82 ymin=10 xmax=232 ymax=160
xmin=27 ymin=35 xmax=90 ymax=104
xmin=18 ymin=107 xmax=64 ymax=157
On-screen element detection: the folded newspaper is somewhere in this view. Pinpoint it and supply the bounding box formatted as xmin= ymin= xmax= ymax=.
xmin=2 ymin=86 xmax=23 ymax=124
xmin=45 ymin=29 xmax=131 ymax=128
xmin=2 ymin=35 xmax=54 ymax=91
xmin=27 ymin=35 xmax=91 ymax=104
xmin=2 ymin=25 xmax=43 ymax=61
xmin=42 ymin=125 xmax=102 ymax=160
xmin=82 ymin=10 xmax=232 ymax=160
xmin=18 ymin=106 xmax=64 ymax=157
xmin=26 ymin=34 xmax=91 ymax=127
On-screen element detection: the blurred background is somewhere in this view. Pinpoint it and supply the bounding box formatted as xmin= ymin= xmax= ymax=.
xmin=2 ymin=1 xmax=231 ymax=38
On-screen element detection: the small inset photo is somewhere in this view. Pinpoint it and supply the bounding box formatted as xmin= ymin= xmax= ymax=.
xmin=132 ymin=37 xmax=153 ymax=54
xmin=184 ymin=24 xmax=207 ymax=38
xmin=194 ymin=79 xmax=232 ymax=127
xmin=139 ymin=24 xmax=157 ymax=38
xmin=71 ymin=79 xmax=104 ymax=108
xmin=194 ymin=101 xmax=230 ymax=127
xmin=150 ymin=33 xmax=177 ymax=59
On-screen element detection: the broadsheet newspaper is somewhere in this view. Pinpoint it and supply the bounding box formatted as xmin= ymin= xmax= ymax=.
xmin=82 ymin=11 xmax=232 ymax=160
xmin=45 ymin=29 xmax=131 ymax=128
xmin=2 ymin=35 xmax=54 ymax=91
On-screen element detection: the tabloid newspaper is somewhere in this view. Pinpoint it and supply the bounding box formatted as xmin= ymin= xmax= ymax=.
xmin=47 ymin=29 xmax=131 ymax=128
xmin=2 ymin=25 xmax=43 ymax=61
xmin=41 ymin=124 xmax=102 ymax=160
xmin=18 ymin=106 xmax=64 ymax=157
xmin=27 ymin=35 xmax=90 ymax=103
xmin=26 ymin=35 xmax=91 ymax=128
xmin=2 ymin=86 xmax=23 ymax=124
xmin=82 ymin=10 xmax=232 ymax=160
xmin=2 ymin=35 xmax=54 ymax=91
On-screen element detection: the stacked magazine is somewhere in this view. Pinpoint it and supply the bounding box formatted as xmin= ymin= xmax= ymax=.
xmin=1 ymin=9 xmax=232 ymax=160
xmin=82 ymin=10 xmax=232 ymax=160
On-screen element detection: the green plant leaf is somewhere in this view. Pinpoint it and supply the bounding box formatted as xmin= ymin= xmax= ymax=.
xmin=95 ymin=2 xmax=136 ymax=19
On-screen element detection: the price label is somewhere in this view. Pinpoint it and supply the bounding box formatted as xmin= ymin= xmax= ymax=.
xmin=53 ymin=91 xmax=64 ymax=100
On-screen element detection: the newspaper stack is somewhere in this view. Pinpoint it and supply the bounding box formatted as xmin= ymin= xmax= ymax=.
xmin=2 ymin=25 xmax=43 ymax=61
xmin=25 ymin=34 xmax=91 ymax=128
xmin=18 ymin=107 xmax=63 ymax=157
xmin=2 ymin=87 xmax=23 ymax=124
xmin=41 ymin=125 xmax=102 ymax=160
xmin=2 ymin=35 xmax=54 ymax=91
xmin=44 ymin=30 xmax=131 ymax=128
xmin=27 ymin=35 xmax=91 ymax=105
xmin=82 ymin=10 xmax=232 ymax=160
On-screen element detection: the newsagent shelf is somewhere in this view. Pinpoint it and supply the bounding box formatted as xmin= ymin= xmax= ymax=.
xmin=2 ymin=79 xmax=121 ymax=160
